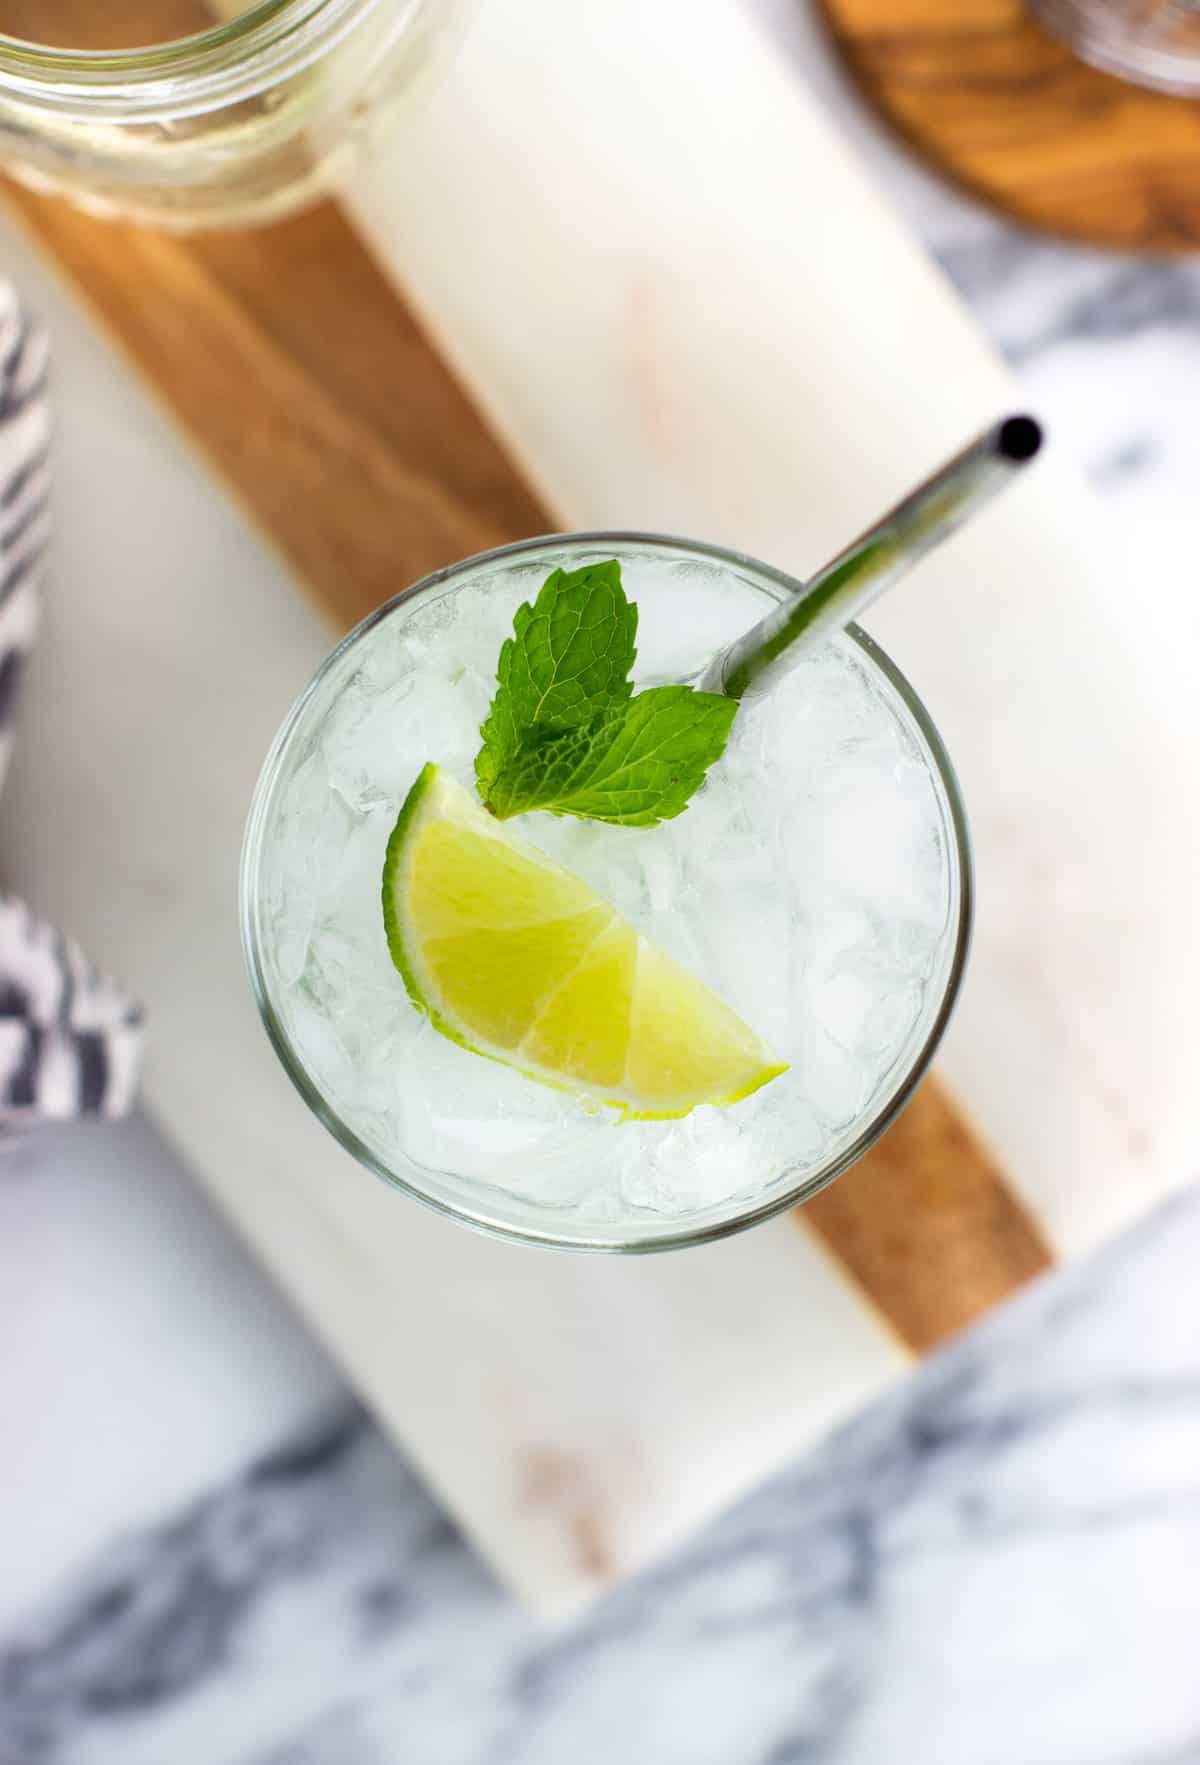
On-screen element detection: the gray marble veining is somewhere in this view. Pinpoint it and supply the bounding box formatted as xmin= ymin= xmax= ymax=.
xmin=5 ymin=1186 xmax=1200 ymax=1765
xmin=4 ymin=3 xmax=1200 ymax=1760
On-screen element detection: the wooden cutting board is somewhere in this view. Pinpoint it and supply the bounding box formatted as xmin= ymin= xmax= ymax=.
xmin=819 ymin=0 xmax=1200 ymax=252
xmin=4 ymin=183 xmax=1051 ymax=1351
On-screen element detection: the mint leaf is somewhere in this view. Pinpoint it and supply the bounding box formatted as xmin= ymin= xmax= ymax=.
xmin=474 ymin=558 xmax=739 ymax=826
xmin=476 ymin=560 xmax=638 ymax=798
xmin=485 ymin=686 xmax=737 ymax=827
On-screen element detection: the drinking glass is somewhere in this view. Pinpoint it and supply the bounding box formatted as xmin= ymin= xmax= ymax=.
xmin=241 ymin=533 xmax=972 ymax=1252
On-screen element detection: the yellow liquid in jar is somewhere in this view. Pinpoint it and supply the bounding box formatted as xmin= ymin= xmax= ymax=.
xmin=0 ymin=1 xmax=257 ymax=50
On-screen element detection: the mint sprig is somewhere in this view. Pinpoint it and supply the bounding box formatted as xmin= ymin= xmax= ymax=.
xmin=475 ymin=560 xmax=637 ymax=800
xmin=476 ymin=560 xmax=736 ymax=828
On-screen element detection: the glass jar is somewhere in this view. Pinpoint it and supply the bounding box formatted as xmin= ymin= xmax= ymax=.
xmin=1027 ymin=0 xmax=1200 ymax=94
xmin=0 ymin=0 xmax=464 ymax=230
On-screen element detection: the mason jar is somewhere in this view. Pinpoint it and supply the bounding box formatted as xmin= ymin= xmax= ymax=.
xmin=1027 ymin=0 xmax=1200 ymax=93
xmin=0 ymin=0 xmax=465 ymax=230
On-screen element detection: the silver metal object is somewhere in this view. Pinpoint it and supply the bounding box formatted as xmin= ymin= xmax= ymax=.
xmin=703 ymin=415 xmax=1042 ymax=703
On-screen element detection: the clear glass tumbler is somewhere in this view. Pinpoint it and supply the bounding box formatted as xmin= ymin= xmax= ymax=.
xmin=0 ymin=0 xmax=464 ymax=229
xmin=241 ymin=533 xmax=973 ymax=1253
xmin=1027 ymin=0 xmax=1200 ymax=94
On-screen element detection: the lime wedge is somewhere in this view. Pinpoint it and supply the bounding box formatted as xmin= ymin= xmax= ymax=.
xmin=382 ymin=764 xmax=787 ymax=1119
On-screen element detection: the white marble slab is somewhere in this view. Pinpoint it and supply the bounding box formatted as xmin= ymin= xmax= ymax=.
xmin=3 ymin=0 xmax=1198 ymax=1636
xmin=0 ymin=198 xmax=902 ymax=1625
xmin=348 ymin=0 xmax=1200 ymax=1262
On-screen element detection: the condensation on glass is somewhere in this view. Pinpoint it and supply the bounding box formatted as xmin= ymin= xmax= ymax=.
xmin=0 ymin=0 xmax=463 ymax=229
xmin=1027 ymin=0 xmax=1200 ymax=93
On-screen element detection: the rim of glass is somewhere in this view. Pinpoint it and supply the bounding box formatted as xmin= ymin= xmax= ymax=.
xmin=0 ymin=0 xmax=376 ymax=116
xmin=1024 ymin=0 xmax=1200 ymax=96
xmin=241 ymin=531 xmax=973 ymax=1256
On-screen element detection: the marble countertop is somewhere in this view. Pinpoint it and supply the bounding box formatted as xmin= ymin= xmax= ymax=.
xmin=3 ymin=3 xmax=1200 ymax=1760
xmin=5 ymin=1130 xmax=1199 ymax=1765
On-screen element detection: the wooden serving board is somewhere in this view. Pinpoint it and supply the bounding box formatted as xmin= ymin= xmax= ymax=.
xmin=4 ymin=182 xmax=1051 ymax=1351
xmin=819 ymin=0 xmax=1200 ymax=253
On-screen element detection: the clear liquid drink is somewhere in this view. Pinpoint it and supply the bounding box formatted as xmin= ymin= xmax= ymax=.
xmin=242 ymin=535 xmax=970 ymax=1250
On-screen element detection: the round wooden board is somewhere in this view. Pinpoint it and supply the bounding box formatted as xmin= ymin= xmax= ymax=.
xmin=818 ymin=0 xmax=1200 ymax=253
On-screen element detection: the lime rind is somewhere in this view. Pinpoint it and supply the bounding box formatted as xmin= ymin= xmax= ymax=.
xmin=382 ymin=763 xmax=786 ymax=1119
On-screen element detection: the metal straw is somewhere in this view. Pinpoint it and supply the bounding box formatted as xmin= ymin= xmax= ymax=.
xmin=703 ymin=415 xmax=1043 ymax=701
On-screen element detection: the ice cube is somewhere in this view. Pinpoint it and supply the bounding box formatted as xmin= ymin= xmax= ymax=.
xmin=256 ymin=556 xmax=955 ymax=1230
xmin=795 ymin=1020 xmax=869 ymax=1132
xmin=813 ymin=967 xmax=878 ymax=1054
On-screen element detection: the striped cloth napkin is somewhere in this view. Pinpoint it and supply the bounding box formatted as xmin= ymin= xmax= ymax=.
xmin=0 ymin=284 xmax=142 ymax=1127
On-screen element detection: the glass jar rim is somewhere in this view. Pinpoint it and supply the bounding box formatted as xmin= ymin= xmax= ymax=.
xmin=240 ymin=530 xmax=974 ymax=1255
xmin=0 ymin=0 xmax=380 ymax=117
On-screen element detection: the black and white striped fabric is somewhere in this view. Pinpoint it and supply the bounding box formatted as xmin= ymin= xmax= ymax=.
xmin=0 ymin=285 xmax=143 ymax=1126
